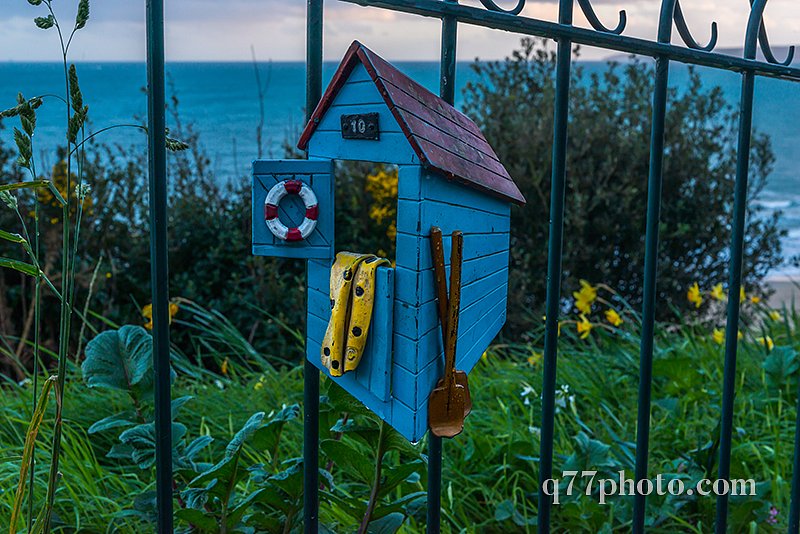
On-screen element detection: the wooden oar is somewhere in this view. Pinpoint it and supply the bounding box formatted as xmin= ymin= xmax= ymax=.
xmin=429 ymin=227 xmax=472 ymax=417
xmin=428 ymin=229 xmax=466 ymax=438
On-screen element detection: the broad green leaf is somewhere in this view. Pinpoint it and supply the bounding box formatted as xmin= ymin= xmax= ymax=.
xmin=763 ymin=346 xmax=799 ymax=389
xmin=174 ymin=508 xmax=217 ymax=531
xmin=250 ymin=404 xmax=300 ymax=453
xmin=82 ymin=325 xmax=154 ymax=393
xmin=320 ymin=439 xmax=373 ymax=484
xmin=171 ymin=395 xmax=193 ymax=418
xmin=184 ymin=435 xmax=214 ymax=462
xmin=118 ymin=422 xmax=187 ymax=470
xmin=0 ymin=257 xmax=38 ymax=277
xmin=88 ymin=411 xmax=136 ymax=434
xmin=377 ymin=460 xmax=425 ymax=499
xmin=225 ymin=487 xmax=269 ymax=528
xmin=265 ymin=459 xmax=304 ymax=500
xmin=367 ymin=512 xmax=406 ymax=534
xmin=562 ymin=432 xmax=616 ymax=473
xmin=106 ymin=443 xmax=134 ymax=461
xmin=181 ymin=479 xmax=217 ymax=510
xmin=225 ymin=411 xmax=265 ymax=457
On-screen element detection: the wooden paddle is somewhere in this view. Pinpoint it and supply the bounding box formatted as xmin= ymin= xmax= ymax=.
xmin=428 ymin=229 xmax=467 ymax=438
xmin=429 ymin=227 xmax=472 ymax=417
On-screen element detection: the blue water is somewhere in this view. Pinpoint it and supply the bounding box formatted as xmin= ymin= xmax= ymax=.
xmin=1 ymin=61 xmax=799 ymax=272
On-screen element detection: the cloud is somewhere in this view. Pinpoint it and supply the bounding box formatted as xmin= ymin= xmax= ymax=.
xmin=0 ymin=0 xmax=797 ymax=61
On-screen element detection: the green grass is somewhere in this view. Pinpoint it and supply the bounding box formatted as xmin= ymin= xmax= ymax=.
xmin=0 ymin=300 xmax=798 ymax=533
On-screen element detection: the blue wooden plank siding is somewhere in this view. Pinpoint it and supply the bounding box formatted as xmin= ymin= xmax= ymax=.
xmin=306 ymin=63 xmax=417 ymax=165
xmin=296 ymin=57 xmax=516 ymax=442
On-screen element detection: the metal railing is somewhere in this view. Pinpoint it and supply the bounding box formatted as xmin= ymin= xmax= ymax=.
xmin=142 ymin=0 xmax=800 ymax=532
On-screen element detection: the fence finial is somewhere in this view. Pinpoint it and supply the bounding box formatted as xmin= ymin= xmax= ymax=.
xmin=746 ymin=0 xmax=795 ymax=64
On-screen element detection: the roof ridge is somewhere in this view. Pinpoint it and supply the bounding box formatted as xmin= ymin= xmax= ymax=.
xmin=297 ymin=41 xmax=526 ymax=205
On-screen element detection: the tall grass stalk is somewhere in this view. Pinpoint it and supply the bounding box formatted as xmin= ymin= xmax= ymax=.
xmin=8 ymin=376 xmax=55 ymax=534
xmin=41 ymin=2 xmax=78 ymax=529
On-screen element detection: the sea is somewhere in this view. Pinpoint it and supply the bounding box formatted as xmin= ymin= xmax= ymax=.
xmin=1 ymin=61 xmax=798 ymax=275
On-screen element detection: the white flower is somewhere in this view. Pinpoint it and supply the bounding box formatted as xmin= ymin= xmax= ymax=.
xmin=521 ymin=385 xmax=536 ymax=406
xmin=214 ymin=379 xmax=225 ymax=390
xmin=75 ymin=182 xmax=91 ymax=201
xmin=528 ymin=426 xmax=541 ymax=438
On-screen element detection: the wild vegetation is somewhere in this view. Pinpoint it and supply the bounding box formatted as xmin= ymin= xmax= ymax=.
xmin=0 ymin=1 xmax=797 ymax=533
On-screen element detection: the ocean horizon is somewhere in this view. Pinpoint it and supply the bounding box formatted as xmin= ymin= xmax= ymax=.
xmin=2 ymin=60 xmax=798 ymax=275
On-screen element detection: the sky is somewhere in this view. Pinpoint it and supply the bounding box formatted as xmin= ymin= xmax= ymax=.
xmin=0 ymin=0 xmax=798 ymax=62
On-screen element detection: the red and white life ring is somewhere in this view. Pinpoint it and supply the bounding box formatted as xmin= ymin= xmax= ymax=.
xmin=264 ymin=180 xmax=319 ymax=242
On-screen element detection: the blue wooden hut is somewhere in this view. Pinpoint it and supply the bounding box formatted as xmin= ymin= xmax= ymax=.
xmin=252 ymin=41 xmax=525 ymax=442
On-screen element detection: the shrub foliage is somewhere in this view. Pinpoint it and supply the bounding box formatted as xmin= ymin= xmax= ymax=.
xmin=463 ymin=38 xmax=784 ymax=333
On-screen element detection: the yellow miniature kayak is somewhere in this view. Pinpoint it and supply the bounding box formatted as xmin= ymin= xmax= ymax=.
xmin=321 ymin=252 xmax=389 ymax=376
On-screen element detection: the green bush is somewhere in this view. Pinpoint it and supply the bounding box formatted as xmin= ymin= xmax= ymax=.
xmin=463 ymin=38 xmax=784 ymax=334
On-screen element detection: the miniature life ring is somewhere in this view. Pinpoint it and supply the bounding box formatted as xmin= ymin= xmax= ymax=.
xmin=264 ymin=180 xmax=319 ymax=242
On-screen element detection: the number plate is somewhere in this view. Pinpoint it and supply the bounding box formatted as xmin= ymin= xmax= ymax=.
xmin=340 ymin=113 xmax=380 ymax=140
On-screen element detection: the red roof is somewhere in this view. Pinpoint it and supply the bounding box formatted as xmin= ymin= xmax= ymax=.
xmin=298 ymin=41 xmax=526 ymax=206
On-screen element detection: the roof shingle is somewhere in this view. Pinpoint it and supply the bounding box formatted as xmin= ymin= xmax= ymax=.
xmin=298 ymin=41 xmax=526 ymax=206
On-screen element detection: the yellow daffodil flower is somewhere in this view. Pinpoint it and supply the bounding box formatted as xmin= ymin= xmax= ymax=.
xmin=576 ymin=315 xmax=593 ymax=339
xmin=740 ymin=286 xmax=746 ymax=301
xmin=572 ymin=280 xmax=597 ymax=314
xmin=528 ymin=351 xmax=543 ymax=366
xmin=710 ymin=283 xmax=725 ymax=301
xmin=142 ymin=302 xmax=180 ymax=330
xmin=687 ymin=282 xmax=703 ymax=308
xmin=769 ymin=310 xmax=781 ymax=321
xmin=757 ymin=336 xmax=774 ymax=352
xmin=750 ymin=295 xmax=761 ymax=304
xmin=604 ymin=309 xmax=623 ymax=327
xmin=738 ymin=330 xmax=744 ymax=340
xmin=221 ymin=358 xmax=229 ymax=376
xmin=712 ymin=328 xmax=725 ymax=345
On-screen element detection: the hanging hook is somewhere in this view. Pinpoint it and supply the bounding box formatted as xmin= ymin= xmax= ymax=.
xmin=576 ymin=0 xmax=627 ymax=35
xmin=673 ymin=0 xmax=718 ymax=51
xmin=746 ymin=0 xmax=795 ymax=64
xmin=478 ymin=0 xmax=526 ymax=16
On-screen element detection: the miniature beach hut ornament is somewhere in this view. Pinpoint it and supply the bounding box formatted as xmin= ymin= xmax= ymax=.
xmin=252 ymin=41 xmax=525 ymax=442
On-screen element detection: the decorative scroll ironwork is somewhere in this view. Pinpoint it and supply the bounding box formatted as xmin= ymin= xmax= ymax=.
xmin=747 ymin=0 xmax=795 ymax=64
xmin=478 ymin=0 xmax=525 ymax=16
xmin=576 ymin=0 xmax=626 ymax=35
xmin=673 ymin=0 xmax=717 ymax=51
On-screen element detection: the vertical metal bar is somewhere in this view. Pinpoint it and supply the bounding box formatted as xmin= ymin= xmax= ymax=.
xmin=632 ymin=56 xmax=669 ymax=532
xmin=714 ymin=69 xmax=755 ymax=534
xmin=790 ymin=373 xmax=800 ymax=532
xmin=427 ymin=5 xmax=456 ymax=533
xmin=145 ymin=0 xmax=173 ymax=532
xmin=304 ymin=2 xmax=323 ymax=532
xmin=426 ymin=437 xmax=442 ymax=534
xmin=633 ymin=3 xmax=675 ymax=531
xmin=537 ymin=2 xmax=573 ymax=532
